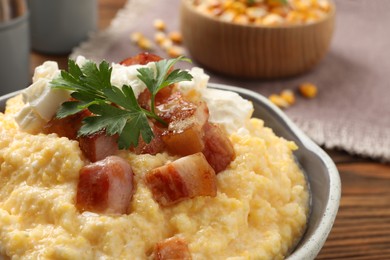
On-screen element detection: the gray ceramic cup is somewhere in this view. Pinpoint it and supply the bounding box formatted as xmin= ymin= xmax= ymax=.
xmin=28 ymin=0 xmax=97 ymax=54
xmin=0 ymin=2 xmax=30 ymax=95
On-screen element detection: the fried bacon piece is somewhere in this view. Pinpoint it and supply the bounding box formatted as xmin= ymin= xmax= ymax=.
xmin=131 ymin=120 xmax=165 ymax=155
xmin=157 ymin=92 xmax=209 ymax=156
xmin=119 ymin=52 xmax=162 ymax=66
xmin=76 ymin=156 xmax=134 ymax=214
xmin=202 ymin=123 xmax=235 ymax=173
xmin=78 ymin=131 xmax=118 ymax=162
xmin=145 ymin=152 xmax=217 ymax=206
xmin=43 ymin=109 xmax=92 ymax=140
xmin=153 ymin=237 xmax=192 ymax=260
xmin=137 ymin=87 xmax=174 ymax=111
xmin=43 ymin=108 xmax=118 ymax=162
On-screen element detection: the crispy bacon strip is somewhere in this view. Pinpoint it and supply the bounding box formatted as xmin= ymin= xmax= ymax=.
xmin=145 ymin=152 xmax=217 ymax=206
xmin=153 ymin=237 xmax=192 ymax=260
xmin=202 ymin=123 xmax=235 ymax=173
xmin=76 ymin=156 xmax=134 ymax=214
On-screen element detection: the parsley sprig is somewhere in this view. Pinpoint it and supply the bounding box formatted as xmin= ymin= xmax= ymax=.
xmin=50 ymin=56 xmax=193 ymax=149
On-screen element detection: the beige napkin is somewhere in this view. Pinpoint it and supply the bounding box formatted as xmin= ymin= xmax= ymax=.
xmin=72 ymin=0 xmax=390 ymax=162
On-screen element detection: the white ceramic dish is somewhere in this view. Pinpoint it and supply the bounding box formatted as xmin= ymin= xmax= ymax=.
xmin=0 ymin=84 xmax=341 ymax=259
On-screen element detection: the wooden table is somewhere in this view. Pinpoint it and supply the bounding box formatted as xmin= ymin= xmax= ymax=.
xmin=30 ymin=0 xmax=390 ymax=258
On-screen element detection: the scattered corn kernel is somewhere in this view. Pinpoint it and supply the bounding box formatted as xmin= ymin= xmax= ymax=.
xmin=299 ymin=83 xmax=318 ymax=98
xmin=168 ymin=31 xmax=183 ymax=44
xmin=167 ymin=45 xmax=186 ymax=58
xmin=280 ymin=89 xmax=296 ymax=105
xmin=154 ymin=31 xmax=166 ymax=44
xmin=138 ymin=37 xmax=154 ymax=50
xmin=130 ymin=32 xmax=143 ymax=43
xmin=153 ymin=19 xmax=166 ymax=31
xmin=269 ymin=94 xmax=290 ymax=108
xmin=160 ymin=38 xmax=174 ymax=51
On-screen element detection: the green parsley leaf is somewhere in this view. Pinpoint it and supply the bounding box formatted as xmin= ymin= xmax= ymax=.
xmin=56 ymin=100 xmax=87 ymax=118
xmin=137 ymin=56 xmax=193 ymax=113
xmin=50 ymin=57 xmax=193 ymax=149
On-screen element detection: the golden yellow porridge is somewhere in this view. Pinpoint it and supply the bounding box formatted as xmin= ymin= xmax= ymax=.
xmin=0 ymin=54 xmax=309 ymax=259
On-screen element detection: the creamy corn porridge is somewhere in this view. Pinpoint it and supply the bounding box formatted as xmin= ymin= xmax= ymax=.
xmin=0 ymin=55 xmax=309 ymax=259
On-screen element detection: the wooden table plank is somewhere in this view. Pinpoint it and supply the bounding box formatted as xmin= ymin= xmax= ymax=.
xmin=318 ymin=152 xmax=390 ymax=259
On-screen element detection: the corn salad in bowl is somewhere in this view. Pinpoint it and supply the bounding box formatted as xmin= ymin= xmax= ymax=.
xmin=181 ymin=0 xmax=335 ymax=78
xmin=192 ymin=0 xmax=332 ymax=26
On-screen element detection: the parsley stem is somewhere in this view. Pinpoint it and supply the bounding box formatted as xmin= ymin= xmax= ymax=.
xmin=150 ymin=96 xmax=156 ymax=115
xmin=142 ymin=108 xmax=168 ymax=126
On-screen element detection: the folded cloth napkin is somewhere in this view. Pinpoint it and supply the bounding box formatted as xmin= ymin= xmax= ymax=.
xmin=72 ymin=0 xmax=390 ymax=162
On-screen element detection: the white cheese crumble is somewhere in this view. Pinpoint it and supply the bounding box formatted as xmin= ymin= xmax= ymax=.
xmin=14 ymin=61 xmax=70 ymax=134
xmin=110 ymin=62 xmax=156 ymax=98
xmin=177 ymin=67 xmax=254 ymax=134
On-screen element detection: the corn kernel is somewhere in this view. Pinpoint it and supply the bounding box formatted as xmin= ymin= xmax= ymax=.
xmin=262 ymin=13 xmax=284 ymax=26
xmin=270 ymin=6 xmax=288 ymax=17
xmin=138 ymin=37 xmax=154 ymax=50
xmin=318 ymin=0 xmax=331 ymax=11
xmin=267 ymin=0 xmax=284 ymax=8
xmin=293 ymin=1 xmax=311 ymax=12
xmin=230 ymin=2 xmax=246 ymax=14
xmin=193 ymin=0 xmax=331 ymax=26
xmin=234 ymin=14 xmax=250 ymax=24
xmin=211 ymin=7 xmax=224 ymax=16
xmin=196 ymin=4 xmax=213 ymax=16
xmin=130 ymin=32 xmax=143 ymax=43
xmin=168 ymin=31 xmax=183 ymax=44
xmin=167 ymin=45 xmax=185 ymax=58
xmin=219 ymin=10 xmax=236 ymax=22
xmin=286 ymin=11 xmax=305 ymax=24
xmin=223 ymin=0 xmax=234 ymax=9
xmin=154 ymin=31 xmax=166 ymax=44
xmin=246 ymin=7 xmax=267 ymax=19
xmin=160 ymin=38 xmax=173 ymax=51
xmin=153 ymin=19 xmax=166 ymax=31
xmin=299 ymin=83 xmax=318 ymax=98
xmin=269 ymin=94 xmax=290 ymax=108
xmin=280 ymin=89 xmax=296 ymax=105
xmin=207 ymin=0 xmax=221 ymax=8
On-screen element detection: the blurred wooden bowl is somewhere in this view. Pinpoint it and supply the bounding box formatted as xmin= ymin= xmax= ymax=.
xmin=180 ymin=0 xmax=335 ymax=79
